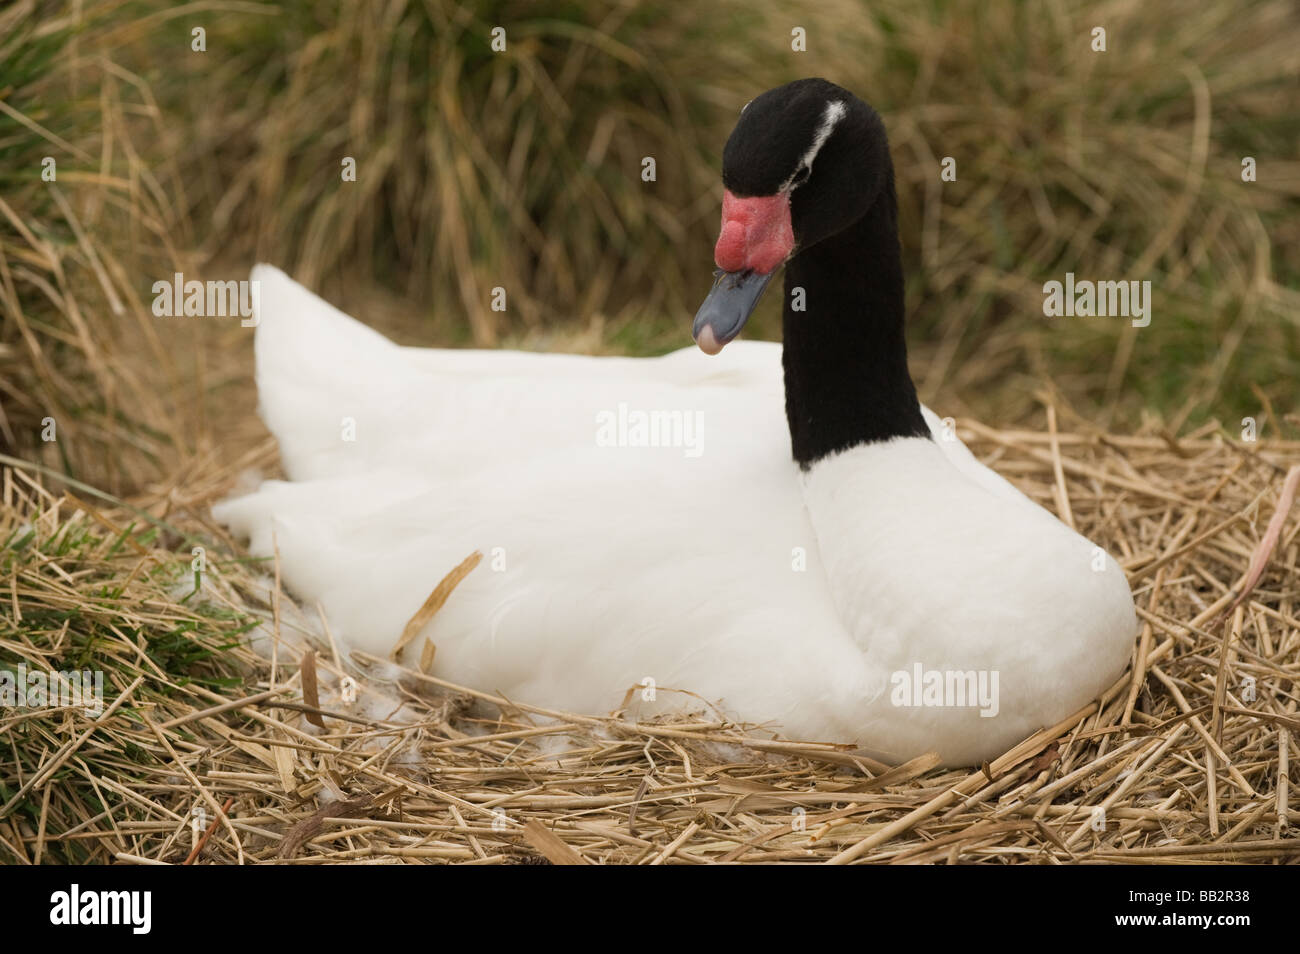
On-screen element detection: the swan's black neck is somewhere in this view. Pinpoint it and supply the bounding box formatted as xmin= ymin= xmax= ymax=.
xmin=782 ymin=172 xmax=929 ymax=468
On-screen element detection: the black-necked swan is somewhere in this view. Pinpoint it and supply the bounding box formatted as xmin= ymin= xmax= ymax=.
xmin=214 ymin=78 xmax=1138 ymax=767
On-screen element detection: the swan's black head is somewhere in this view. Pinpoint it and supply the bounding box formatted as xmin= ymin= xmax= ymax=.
xmin=693 ymin=78 xmax=889 ymax=354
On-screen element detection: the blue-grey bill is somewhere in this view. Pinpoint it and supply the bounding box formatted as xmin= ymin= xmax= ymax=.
xmin=692 ymin=269 xmax=776 ymax=354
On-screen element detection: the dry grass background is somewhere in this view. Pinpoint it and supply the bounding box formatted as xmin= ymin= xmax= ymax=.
xmin=1 ymin=0 xmax=1298 ymax=863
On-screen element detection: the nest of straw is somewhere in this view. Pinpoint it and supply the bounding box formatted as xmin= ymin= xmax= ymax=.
xmin=2 ymin=411 xmax=1297 ymax=865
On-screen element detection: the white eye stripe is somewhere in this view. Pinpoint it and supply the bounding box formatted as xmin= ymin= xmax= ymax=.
xmin=779 ymin=99 xmax=846 ymax=193
xmin=804 ymin=100 xmax=846 ymax=167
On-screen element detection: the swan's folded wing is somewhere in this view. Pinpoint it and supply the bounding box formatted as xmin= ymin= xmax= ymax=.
xmin=249 ymin=265 xmax=786 ymax=482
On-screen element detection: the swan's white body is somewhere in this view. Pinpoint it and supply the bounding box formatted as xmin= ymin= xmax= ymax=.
xmin=215 ymin=266 xmax=1137 ymax=765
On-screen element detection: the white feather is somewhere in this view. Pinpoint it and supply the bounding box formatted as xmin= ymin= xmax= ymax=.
xmin=780 ymin=99 xmax=846 ymax=192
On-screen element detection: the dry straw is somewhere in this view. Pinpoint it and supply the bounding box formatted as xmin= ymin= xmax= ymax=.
xmin=2 ymin=407 xmax=1297 ymax=864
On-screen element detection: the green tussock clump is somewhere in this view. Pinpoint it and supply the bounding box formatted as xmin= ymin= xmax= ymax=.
xmin=145 ymin=0 xmax=768 ymax=344
xmin=809 ymin=0 xmax=1300 ymax=430
xmin=0 ymin=465 xmax=262 ymax=864
xmin=0 ymin=0 xmax=195 ymax=494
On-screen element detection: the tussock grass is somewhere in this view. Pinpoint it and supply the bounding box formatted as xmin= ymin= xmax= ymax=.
xmin=2 ymin=412 xmax=1298 ymax=864
xmin=151 ymin=0 xmax=765 ymax=344
xmin=813 ymin=0 xmax=1300 ymax=431
xmin=141 ymin=0 xmax=1300 ymax=425
xmin=0 ymin=0 xmax=197 ymax=493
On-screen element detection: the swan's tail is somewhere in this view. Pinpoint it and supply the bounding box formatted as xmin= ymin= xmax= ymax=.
xmin=249 ymin=264 xmax=418 ymax=480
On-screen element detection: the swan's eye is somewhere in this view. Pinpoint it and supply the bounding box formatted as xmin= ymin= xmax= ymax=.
xmin=788 ymin=164 xmax=811 ymax=189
